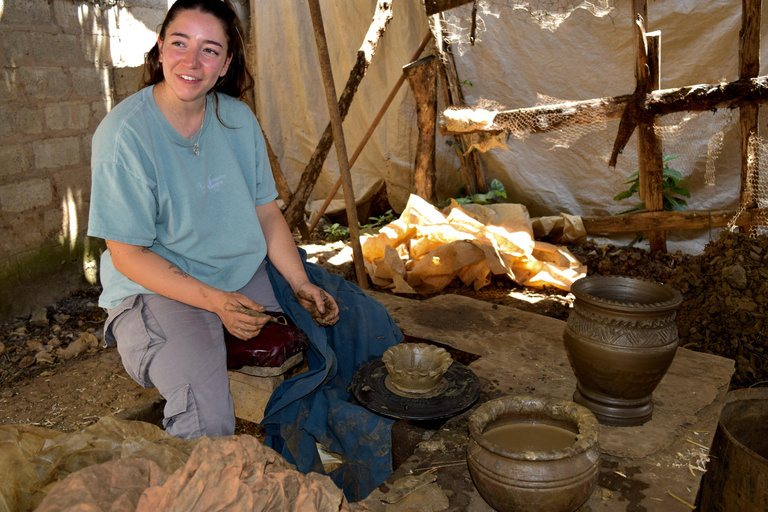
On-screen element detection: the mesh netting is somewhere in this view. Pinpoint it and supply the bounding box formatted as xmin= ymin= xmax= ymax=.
xmin=445 ymin=96 xmax=768 ymax=237
xmin=730 ymin=133 xmax=768 ymax=236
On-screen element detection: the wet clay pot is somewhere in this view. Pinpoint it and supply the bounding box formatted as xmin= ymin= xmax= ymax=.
xmin=467 ymin=395 xmax=600 ymax=512
xmin=563 ymin=275 xmax=683 ymax=427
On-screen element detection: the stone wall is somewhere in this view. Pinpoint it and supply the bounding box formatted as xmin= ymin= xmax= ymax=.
xmin=0 ymin=0 xmax=249 ymax=322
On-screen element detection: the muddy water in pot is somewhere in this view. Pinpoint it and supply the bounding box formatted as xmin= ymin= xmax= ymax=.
xmin=484 ymin=423 xmax=579 ymax=452
xmin=467 ymin=396 xmax=600 ymax=512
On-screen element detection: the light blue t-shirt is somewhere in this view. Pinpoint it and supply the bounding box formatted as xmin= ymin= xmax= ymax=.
xmin=87 ymin=85 xmax=278 ymax=309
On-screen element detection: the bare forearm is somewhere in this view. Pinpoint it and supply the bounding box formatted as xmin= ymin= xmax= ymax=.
xmin=106 ymin=240 xmax=224 ymax=312
xmin=256 ymin=202 xmax=311 ymax=292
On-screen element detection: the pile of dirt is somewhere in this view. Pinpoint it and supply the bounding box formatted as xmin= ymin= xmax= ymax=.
xmin=669 ymin=231 xmax=768 ymax=389
xmin=0 ymin=288 xmax=107 ymax=393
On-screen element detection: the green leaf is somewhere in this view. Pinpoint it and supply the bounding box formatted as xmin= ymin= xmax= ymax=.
xmin=663 ymin=168 xmax=683 ymax=181
xmin=613 ymin=190 xmax=635 ymax=201
xmin=670 ymin=186 xmax=691 ymax=198
xmin=455 ymin=197 xmax=472 ymax=205
xmin=663 ymin=154 xmax=681 ymax=163
xmin=490 ymin=179 xmax=505 ymax=193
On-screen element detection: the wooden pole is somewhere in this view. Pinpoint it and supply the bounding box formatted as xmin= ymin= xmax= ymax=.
xmin=739 ymin=0 xmax=761 ymax=231
xmin=307 ymin=32 xmax=433 ymax=234
xmin=283 ymin=0 xmax=394 ymax=234
xmin=582 ymin=208 xmax=768 ymax=234
xmin=433 ymin=13 xmax=487 ymax=194
xmin=404 ymin=55 xmax=439 ymax=205
xmin=641 ymin=31 xmax=666 ymax=252
xmin=307 ymin=0 xmax=368 ymax=289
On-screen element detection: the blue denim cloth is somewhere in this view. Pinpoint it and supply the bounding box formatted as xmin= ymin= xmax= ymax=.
xmin=263 ymin=249 xmax=402 ymax=501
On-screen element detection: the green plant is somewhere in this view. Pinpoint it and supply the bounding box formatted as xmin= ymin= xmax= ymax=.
xmin=613 ymin=154 xmax=690 ymax=246
xmin=322 ymin=209 xmax=398 ymax=242
xmin=455 ymin=179 xmax=507 ymax=205
xmin=323 ymin=223 xmax=349 ymax=242
xmin=613 ymin=154 xmax=690 ymax=213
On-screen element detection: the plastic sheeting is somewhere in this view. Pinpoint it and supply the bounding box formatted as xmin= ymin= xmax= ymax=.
xmin=1 ymin=417 xmax=350 ymax=512
xmin=251 ymin=0 xmax=768 ymax=253
xmin=361 ymin=194 xmax=586 ymax=293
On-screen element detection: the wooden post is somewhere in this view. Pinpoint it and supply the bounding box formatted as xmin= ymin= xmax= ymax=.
xmin=633 ymin=0 xmax=666 ymax=251
xmin=432 ymin=14 xmax=487 ymax=194
xmin=404 ymin=55 xmax=438 ymax=205
xmin=739 ymin=0 xmax=761 ymax=231
xmin=307 ymin=0 xmax=368 ymax=289
xmin=307 ymin=33 xmax=433 ymax=234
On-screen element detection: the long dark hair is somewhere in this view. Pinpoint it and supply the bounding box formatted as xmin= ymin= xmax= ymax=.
xmin=140 ymin=0 xmax=254 ymax=112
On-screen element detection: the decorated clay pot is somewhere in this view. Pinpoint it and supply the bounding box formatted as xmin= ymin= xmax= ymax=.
xmin=467 ymin=395 xmax=600 ymax=512
xmin=563 ymin=275 xmax=683 ymax=426
xmin=382 ymin=343 xmax=453 ymax=397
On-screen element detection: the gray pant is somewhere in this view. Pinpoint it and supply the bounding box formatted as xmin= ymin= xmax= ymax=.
xmin=104 ymin=261 xmax=282 ymax=439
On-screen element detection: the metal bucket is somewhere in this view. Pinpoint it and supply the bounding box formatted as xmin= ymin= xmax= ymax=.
xmin=697 ymin=387 xmax=768 ymax=511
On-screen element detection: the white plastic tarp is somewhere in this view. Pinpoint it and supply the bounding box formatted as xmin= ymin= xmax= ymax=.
xmin=250 ymin=0 xmax=767 ymax=252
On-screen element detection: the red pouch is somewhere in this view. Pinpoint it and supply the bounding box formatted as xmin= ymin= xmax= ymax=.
xmin=224 ymin=312 xmax=310 ymax=370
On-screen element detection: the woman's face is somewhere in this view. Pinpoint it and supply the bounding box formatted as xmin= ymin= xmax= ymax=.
xmin=158 ymin=8 xmax=232 ymax=105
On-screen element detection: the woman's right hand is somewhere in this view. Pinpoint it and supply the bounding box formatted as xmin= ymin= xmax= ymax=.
xmin=214 ymin=292 xmax=271 ymax=341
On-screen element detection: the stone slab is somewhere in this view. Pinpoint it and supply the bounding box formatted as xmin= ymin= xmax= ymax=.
xmin=364 ymin=292 xmax=735 ymax=511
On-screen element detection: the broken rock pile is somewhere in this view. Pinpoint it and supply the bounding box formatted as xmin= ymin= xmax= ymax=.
xmin=670 ymin=231 xmax=768 ymax=389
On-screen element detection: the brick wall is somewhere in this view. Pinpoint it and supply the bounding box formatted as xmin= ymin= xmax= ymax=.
xmin=0 ymin=0 xmax=250 ymax=322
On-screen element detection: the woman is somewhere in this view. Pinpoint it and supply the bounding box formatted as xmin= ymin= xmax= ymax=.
xmin=87 ymin=0 xmax=340 ymax=440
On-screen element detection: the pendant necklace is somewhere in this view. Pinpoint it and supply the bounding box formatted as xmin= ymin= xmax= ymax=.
xmin=162 ymin=82 xmax=205 ymax=156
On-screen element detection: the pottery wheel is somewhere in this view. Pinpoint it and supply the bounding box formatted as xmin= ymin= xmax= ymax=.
xmin=351 ymin=358 xmax=481 ymax=421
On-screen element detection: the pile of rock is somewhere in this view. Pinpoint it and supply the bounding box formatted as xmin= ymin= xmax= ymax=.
xmin=670 ymin=230 xmax=768 ymax=389
xmin=0 ymin=288 xmax=105 ymax=392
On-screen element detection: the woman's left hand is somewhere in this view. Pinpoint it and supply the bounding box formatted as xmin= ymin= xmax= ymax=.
xmin=295 ymin=282 xmax=339 ymax=327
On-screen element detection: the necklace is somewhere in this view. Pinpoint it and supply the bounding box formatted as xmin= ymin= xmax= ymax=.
xmin=162 ymin=83 xmax=205 ymax=156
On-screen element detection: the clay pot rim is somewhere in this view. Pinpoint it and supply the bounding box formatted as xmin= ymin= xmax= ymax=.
xmin=468 ymin=395 xmax=599 ymax=461
xmin=571 ymin=275 xmax=682 ymax=310
xmin=382 ymin=342 xmax=453 ymax=380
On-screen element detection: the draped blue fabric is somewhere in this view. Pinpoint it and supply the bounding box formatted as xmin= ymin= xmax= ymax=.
xmin=263 ymin=250 xmax=402 ymax=501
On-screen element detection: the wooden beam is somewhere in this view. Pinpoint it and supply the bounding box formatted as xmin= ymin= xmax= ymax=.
xmin=433 ymin=12 xmax=487 ymax=193
xmin=581 ymin=208 xmax=767 ymax=234
xmin=283 ymin=0 xmax=394 ymax=233
xmin=639 ymin=30 xmax=666 ymax=252
xmin=307 ymin=0 xmax=368 ymax=289
xmin=404 ymin=55 xmax=438 ymax=205
xmin=739 ymin=0 xmax=761 ymax=221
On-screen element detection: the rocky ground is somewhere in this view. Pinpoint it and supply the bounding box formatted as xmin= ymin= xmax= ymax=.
xmin=1 ymin=229 xmax=766 ymax=434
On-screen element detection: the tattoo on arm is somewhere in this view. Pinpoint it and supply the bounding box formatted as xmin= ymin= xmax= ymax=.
xmin=168 ymin=263 xmax=190 ymax=278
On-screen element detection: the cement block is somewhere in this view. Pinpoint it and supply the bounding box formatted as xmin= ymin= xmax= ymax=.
xmin=32 ymin=33 xmax=81 ymax=64
xmin=91 ymin=100 xmax=109 ymax=124
xmin=0 ymin=179 xmax=53 ymax=213
xmin=0 ymin=0 xmax=53 ymax=24
xmin=33 ymin=136 xmax=80 ymax=169
xmin=45 ymin=102 xmax=91 ymax=131
xmin=52 ymin=0 xmax=105 ymax=35
xmin=2 ymin=32 xmax=31 ymax=66
xmin=0 ymin=105 xmax=13 ymax=138
xmin=43 ymin=207 xmax=64 ymax=238
xmin=16 ymin=67 xmax=69 ymax=99
xmin=81 ymin=35 xmax=113 ymax=67
xmin=53 ymin=166 xmax=91 ymax=202
xmin=0 ymin=70 xmax=19 ymax=101
xmin=15 ymin=107 xmax=44 ymax=135
xmin=71 ymin=67 xmax=108 ymax=98
xmin=0 ymin=144 xmax=31 ymax=177
xmin=228 ymin=370 xmax=284 ymax=424
xmin=113 ymin=66 xmax=143 ymax=100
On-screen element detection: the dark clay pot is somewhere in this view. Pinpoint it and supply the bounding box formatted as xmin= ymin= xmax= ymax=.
xmin=467 ymin=395 xmax=600 ymax=512
xmin=563 ymin=275 xmax=683 ymax=427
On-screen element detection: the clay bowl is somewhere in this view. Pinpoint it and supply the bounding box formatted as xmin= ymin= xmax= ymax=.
xmin=467 ymin=395 xmax=600 ymax=512
xmin=381 ymin=343 xmax=453 ymax=396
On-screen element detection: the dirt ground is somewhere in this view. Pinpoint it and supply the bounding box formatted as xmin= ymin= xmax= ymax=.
xmin=1 ymin=229 xmax=766 ymax=435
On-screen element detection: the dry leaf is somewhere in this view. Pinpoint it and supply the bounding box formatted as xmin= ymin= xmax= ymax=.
xmin=18 ymin=355 xmax=35 ymax=368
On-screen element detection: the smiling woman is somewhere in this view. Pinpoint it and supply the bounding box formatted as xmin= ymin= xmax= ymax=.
xmin=85 ymin=0 xmax=403 ymax=500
